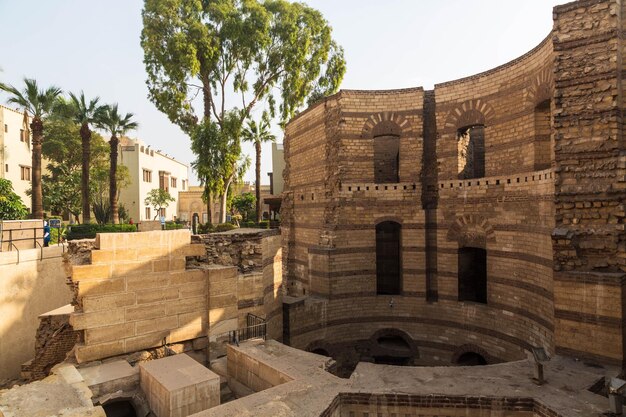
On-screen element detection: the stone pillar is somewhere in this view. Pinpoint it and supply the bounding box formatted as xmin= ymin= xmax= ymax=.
xmin=552 ymin=0 xmax=626 ymax=366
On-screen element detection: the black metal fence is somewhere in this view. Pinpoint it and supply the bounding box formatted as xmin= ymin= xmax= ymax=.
xmin=228 ymin=313 xmax=267 ymax=346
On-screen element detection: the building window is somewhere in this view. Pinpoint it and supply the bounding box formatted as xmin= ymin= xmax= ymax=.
xmin=534 ymin=100 xmax=551 ymax=170
xmin=145 ymin=207 xmax=151 ymax=220
xmin=5 ymin=164 xmax=8 ymax=173
xmin=20 ymin=129 xmax=26 ymax=142
xmin=458 ymin=247 xmax=487 ymax=303
xmin=376 ymin=221 xmax=402 ymax=295
xmin=143 ymin=169 xmax=152 ymax=182
xmin=159 ymin=172 xmax=170 ymax=192
xmin=171 ymin=177 xmax=177 ymax=188
xmin=20 ymin=165 xmax=31 ymax=181
xmin=4 ymin=124 xmax=7 ymax=133
xmin=159 ymin=208 xmax=166 ymax=217
xmin=457 ymin=125 xmax=485 ymax=179
xmin=374 ymin=135 xmax=400 ymax=183
xmin=182 ymin=180 xmax=187 ymax=191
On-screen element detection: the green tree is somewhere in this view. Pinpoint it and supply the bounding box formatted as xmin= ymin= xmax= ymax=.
xmin=144 ymin=188 xmax=175 ymax=220
xmin=242 ymin=112 xmax=275 ymax=222
xmin=0 ymin=78 xmax=62 ymax=218
xmin=64 ymin=92 xmax=106 ymax=224
xmin=40 ymin=118 xmax=112 ymax=222
xmin=0 ymin=179 xmax=28 ymax=220
xmin=142 ymin=0 xmax=345 ymax=220
xmin=96 ymin=104 xmax=138 ymax=224
xmin=231 ymin=191 xmax=255 ymax=222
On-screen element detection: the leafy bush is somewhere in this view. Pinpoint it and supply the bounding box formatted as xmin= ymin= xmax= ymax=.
xmin=165 ymin=221 xmax=184 ymax=230
xmin=67 ymin=223 xmax=137 ymax=240
xmin=0 ymin=178 xmax=28 ymax=220
xmin=214 ymin=223 xmax=237 ymax=233
xmin=258 ymin=220 xmax=270 ymax=229
xmin=240 ymin=220 xmax=256 ymax=228
xmin=197 ymin=222 xmax=214 ymax=234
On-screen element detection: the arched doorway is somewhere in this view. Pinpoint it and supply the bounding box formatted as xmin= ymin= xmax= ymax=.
xmin=455 ymin=351 xmax=487 ymax=366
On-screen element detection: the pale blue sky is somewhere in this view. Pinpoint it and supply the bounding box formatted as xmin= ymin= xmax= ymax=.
xmin=0 ymin=0 xmax=568 ymax=185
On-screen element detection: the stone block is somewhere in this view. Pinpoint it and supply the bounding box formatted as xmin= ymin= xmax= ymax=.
xmin=75 ymin=341 xmax=125 ymax=363
xmin=139 ymin=354 xmax=219 ymax=417
xmin=136 ymin=316 xmax=179 ymax=335
xmin=78 ymin=278 xmax=125 ymax=298
xmin=169 ymin=270 xmax=207 ymax=286
xmin=85 ymin=322 xmax=135 ymax=344
xmin=136 ymin=287 xmax=180 ymax=305
xmin=78 ymin=360 xmax=139 ymax=398
xmin=208 ymin=306 xmax=238 ymax=325
xmin=126 ymin=304 xmax=166 ymax=322
xmin=126 ymin=273 xmax=166 ymax=291
xmin=112 ymin=261 xmax=153 ymax=277
xmin=71 ymin=264 xmax=112 ymax=281
xmin=165 ymin=296 xmax=206 ymax=315
xmin=70 ymin=309 xmax=125 ymax=330
xmin=179 ymin=281 xmax=207 ymax=299
xmin=209 ymin=318 xmax=237 ymax=337
xmin=124 ymin=331 xmax=168 ymax=353
xmin=167 ymin=312 xmax=206 ymax=344
xmin=82 ymin=292 xmax=136 ymax=312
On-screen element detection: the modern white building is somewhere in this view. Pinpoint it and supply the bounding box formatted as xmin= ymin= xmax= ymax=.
xmin=0 ymin=105 xmax=32 ymax=211
xmin=117 ymin=137 xmax=189 ymax=222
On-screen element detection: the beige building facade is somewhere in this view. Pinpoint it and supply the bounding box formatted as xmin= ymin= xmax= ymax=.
xmin=0 ymin=105 xmax=32 ymax=210
xmin=117 ymin=137 xmax=189 ymax=222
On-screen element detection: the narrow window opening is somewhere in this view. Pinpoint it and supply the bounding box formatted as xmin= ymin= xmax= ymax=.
xmin=457 ymin=125 xmax=485 ymax=179
xmin=458 ymin=247 xmax=487 ymax=304
xmin=376 ymin=221 xmax=401 ymax=295
xmin=374 ymin=134 xmax=400 ymax=183
xmin=534 ymin=99 xmax=551 ymax=171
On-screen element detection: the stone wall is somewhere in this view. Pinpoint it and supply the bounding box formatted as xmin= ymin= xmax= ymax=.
xmin=550 ymin=0 xmax=626 ymax=366
xmin=66 ymin=229 xmax=283 ymax=364
xmin=68 ymin=230 xmax=210 ymax=363
xmin=197 ymin=229 xmax=283 ymax=344
xmin=281 ymin=0 xmax=626 ymax=368
xmin=0 ymin=245 xmax=73 ymax=381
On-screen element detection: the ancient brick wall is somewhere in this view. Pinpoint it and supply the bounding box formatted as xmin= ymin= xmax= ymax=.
xmin=282 ymin=0 xmax=626 ymax=368
xmin=550 ymin=0 xmax=626 ymax=365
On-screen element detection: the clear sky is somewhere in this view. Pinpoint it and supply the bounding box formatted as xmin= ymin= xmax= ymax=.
xmin=0 ymin=0 xmax=569 ymax=186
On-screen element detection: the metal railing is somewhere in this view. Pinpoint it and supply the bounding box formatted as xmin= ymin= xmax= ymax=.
xmin=0 ymin=226 xmax=65 ymax=262
xmin=228 ymin=313 xmax=267 ymax=346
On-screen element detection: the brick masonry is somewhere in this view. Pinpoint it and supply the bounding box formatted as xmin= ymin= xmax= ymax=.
xmin=281 ymin=0 xmax=626 ymax=368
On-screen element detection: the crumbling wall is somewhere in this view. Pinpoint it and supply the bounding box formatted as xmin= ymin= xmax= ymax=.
xmin=21 ymin=306 xmax=78 ymax=382
xmin=551 ymin=0 xmax=626 ymax=365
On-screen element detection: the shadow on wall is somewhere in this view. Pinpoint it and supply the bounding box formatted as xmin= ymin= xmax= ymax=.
xmin=0 ymin=245 xmax=73 ymax=382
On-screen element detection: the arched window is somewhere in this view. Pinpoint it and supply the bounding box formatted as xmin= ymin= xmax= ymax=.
xmin=534 ymin=99 xmax=551 ymax=170
xmin=458 ymin=247 xmax=487 ymax=303
xmin=457 ymin=125 xmax=485 ymax=179
xmin=376 ymin=221 xmax=401 ymax=295
xmin=374 ymin=135 xmax=400 ymax=183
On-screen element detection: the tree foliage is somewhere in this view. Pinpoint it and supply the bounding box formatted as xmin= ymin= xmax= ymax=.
xmin=144 ymin=188 xmax=175 ymax=220
xmin=231 ymin=191 xmax=255 ymax=222
xmin=142 ymin=0 xmax=345 ymax=220
xmin=0 ymin=78 xmax=63 ymax=218
xmin=0 ymin=179 xmax=28 ymax=220
xmin=242 ymin=111 xmax=275 ymax=221
xmin=96 ymin=104 xmax=138 ymax=224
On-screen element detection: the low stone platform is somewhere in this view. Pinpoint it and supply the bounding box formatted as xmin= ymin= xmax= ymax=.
xmin=140 ymin=353 xmax=220 ymax=417
xmin=190 ymin=340 xmax=617 ymax=417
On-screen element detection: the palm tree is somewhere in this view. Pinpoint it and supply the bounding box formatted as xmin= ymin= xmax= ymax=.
xmin=242 ymin=113 xmax=275 ymax=223
xmin=96 ymin=104 xmax=138 ymax=224
xmin=0 ymin=78 xmax=62 ymax=218
xmin=66 ymin=92 xmax=105 ymax=224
